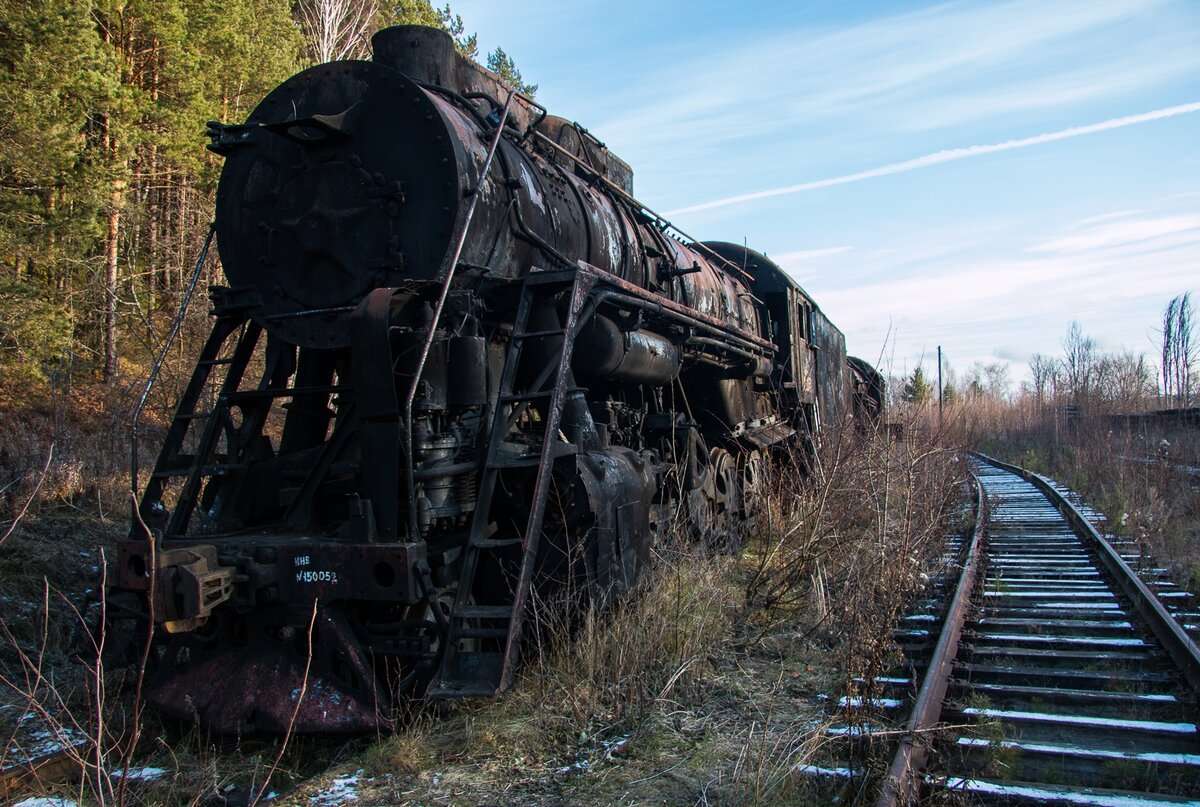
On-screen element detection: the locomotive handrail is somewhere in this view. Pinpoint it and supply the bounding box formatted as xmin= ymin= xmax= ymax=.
xmin=461 ymin=88 xmax=547 ymax=142
xmin=527 ymin=129 xmax=756 ymax=285
xmin=403 ymin=89 xmax=516 ymax=541
xmin=580 ymin=266 xmax=775 ymax=354
xmin=129 ymin=223 xmax=215 ymax=506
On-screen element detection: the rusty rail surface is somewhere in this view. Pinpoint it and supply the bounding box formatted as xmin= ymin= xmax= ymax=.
xmin=875 ymin=474 xmax=988 ymax=807
xmin=0 ymin=744 xmax=88 ymax=801
xmin=975 ymin=452 xmax=1200 ymax=696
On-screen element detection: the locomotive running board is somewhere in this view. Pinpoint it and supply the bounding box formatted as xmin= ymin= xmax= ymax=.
xmin=430 ymin=267 xmax=598 ymax=698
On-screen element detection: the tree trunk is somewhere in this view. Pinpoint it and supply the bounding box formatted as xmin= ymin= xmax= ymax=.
xmin=104 ymin=194 xmax=121 ymax=382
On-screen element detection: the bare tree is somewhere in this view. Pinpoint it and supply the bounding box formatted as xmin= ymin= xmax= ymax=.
xmin=296 ymin=0 xmax=378 ymax=63
xmin=1161 ymin=292 xmax=1196 ymax=407
xmin=1029 ymin=353 xmax=1059 ymax=405
xmin=1097 ymin=350 xmax=1154 ymax=410
xmin=983 ymin=362 xmax=1011 ymax=401
xmin=1061 ymin=321 xmax=1096 ymax=406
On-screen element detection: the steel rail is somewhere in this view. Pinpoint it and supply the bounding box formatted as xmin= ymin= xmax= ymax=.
xmin=0 ymin=743 xmax=88 ymax=801
xmin=876 ymin=473 xmax=988 ymax=807
xmin=974 ymin=451 xmax=1200 ymax=696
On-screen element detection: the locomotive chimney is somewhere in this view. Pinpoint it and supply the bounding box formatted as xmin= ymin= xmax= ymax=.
xmin=372 ymin=25 xmax=457 ymax=87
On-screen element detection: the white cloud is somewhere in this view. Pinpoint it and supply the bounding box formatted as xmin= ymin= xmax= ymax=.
xmin=772 ymin=246 xmax=854 ymax=264
xmin=1076 ymin=210 xmax=1145 ymax=226
xmin=1029 ymin=214 xmax=1200 ymax=253
xmin=784 ymin=208 xmax=1200 ymax=379
xmin=665 ymin=101 xmax=1200 ymax=216
xmin=591 ymin=0 xmax=1194 ymax=155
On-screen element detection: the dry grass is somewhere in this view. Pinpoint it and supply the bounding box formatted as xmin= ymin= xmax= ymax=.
xmin=979 ymin=407 xmax=1200 ymax=595
xmin=309 ymin=419 xmax=969 ymax=806
xmin=0 ymin=388 xmax=968 ymax=805
xmin=748 ymin=422 xmax=967 ymax=672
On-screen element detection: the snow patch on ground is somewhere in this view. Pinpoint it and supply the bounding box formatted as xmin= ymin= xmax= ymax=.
xmin=111 ymin=766 xmax=170 ymax=782
xmin=309 ymin=770 xmax=364 ymax=805
xmin=0 ymin=704 xmax=89 ymax=769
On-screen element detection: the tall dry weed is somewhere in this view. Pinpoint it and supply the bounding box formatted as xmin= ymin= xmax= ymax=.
xmin=734 ymin=414 xmax=970 ymax=803
xmin=981 ymin=404 xmax=1200 ymax=592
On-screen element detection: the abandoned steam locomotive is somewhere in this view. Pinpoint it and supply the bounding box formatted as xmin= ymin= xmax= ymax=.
xmin=104 ymin=25 xmax=883 ymax=733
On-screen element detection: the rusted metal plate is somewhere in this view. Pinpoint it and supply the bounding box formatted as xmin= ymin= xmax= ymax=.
xmin=147 ymin=607 xmax=389 ymax=734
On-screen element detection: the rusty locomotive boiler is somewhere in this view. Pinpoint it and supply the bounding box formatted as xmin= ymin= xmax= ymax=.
xmin=101 ymin=25 xmax=883 ymax=734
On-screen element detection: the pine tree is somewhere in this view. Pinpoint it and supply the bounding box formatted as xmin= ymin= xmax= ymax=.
xmin=902 ymin=366 xmax=932 ymax=405
xmin=487 ymin=46 xmax=537 ymax=96
xmin=0 ymin=0 xmax=115 ymax=381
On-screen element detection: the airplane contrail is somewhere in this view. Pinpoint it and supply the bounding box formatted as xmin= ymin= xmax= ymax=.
xmin=665 ymin=101 xmax=1200 ymax=217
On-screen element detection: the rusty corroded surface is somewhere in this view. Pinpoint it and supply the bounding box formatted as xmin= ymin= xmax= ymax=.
xmin=106 ymin=23 xmax=884 ymax=733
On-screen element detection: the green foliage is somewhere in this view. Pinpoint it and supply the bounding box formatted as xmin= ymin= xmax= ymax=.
xmin=0 ymin=0 xmax=528 ymax=392
xmin=0 ymin=279 xmax=72 ymax=381
xmin=942 ymin=381 xmax=958 ymax=406
xmin=487 ymin=45 xmax=537 ymax=96
xmin=902 ymin=366 xmax=932 ymax=405
xmin=188 ymin=0 xmax=305 ymax=125
xmin=381 ymin=0 xmax=442 ymax=27
xmin=436 ymin=3 xmax=478 ymax=57
xmin=0 ymin=0 xmax=116 ymax=275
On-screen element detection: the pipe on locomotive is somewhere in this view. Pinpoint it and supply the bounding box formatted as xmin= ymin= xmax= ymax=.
xmin=402 ymin=90 xmax=515 ymax=542
xmin=101 ymin=23 xmax=885 ymax=735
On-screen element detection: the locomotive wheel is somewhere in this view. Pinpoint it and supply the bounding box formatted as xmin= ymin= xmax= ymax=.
xmin=707 ymin=448 xmax=740 ymax=552
xmin=741 ymin=450 xmax=766 ymax=516
xmin=685 ymin=486 xmax=712 ymax=545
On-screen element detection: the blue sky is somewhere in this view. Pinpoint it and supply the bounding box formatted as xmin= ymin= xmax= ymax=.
xmin=453 ymin=0 xmax=1200 ymax=386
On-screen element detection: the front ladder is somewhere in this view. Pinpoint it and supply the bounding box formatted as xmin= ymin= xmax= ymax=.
xmin=431 ymin=267 xmax=597 ymax=697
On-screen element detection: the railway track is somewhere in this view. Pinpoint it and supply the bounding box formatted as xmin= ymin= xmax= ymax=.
xmin=880 ymin=455 xmax=1200 ymax=805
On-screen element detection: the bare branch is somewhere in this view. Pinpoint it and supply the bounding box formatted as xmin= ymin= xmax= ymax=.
xmin=0 ymin=443 xmax=54 ymax=546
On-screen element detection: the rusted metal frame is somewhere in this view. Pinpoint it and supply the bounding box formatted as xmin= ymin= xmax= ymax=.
xmin=686 ymin=335 xmax=769 ymax=365
xmin=130 ymin=223 xmax=216 ymax=500
xmin=975 ymin=452 xmax=1200 ymax=696
xmin=461 ymin=89 xmax=548 ymax=143
xmin=167 ymin=320 xmax=264 ymax=537
xmin=554 ymin=159 xmax=595 ymax=262
xmin=187 ymin=338 xmax=299 ymax=526
xmin=576 ymin=262 xmax=774 ymax=353
xmin=434 ymin=268 xmax=574 ymax=693
xmin=416 ymin=79 xmax=545 ymax=144
xmin=351 ymin=288 xmax=407 ymax=540
xmin=497 ymin=277 xmax=768 ymax=439
xmin=136 ymin=312 xmax=245 ymax=535
xmin=283 ymin=401 xmax=358 ymax=530
xmin=527 ymin=130 xmax=754 ymax=284
xmin=877 ymin=474 xmax=988 ymax=807
xmin=487 ymin=129 xmax=576 ymax=270
xmin=501 ymin=290 xmax=602 ymax=436
xmin=507 ymin=190 xmax=576 ymax=269
xmin=498 ymin=268 xmax=599 ymax=691
xmin=403 ymin=90 xmax=515 ymax=541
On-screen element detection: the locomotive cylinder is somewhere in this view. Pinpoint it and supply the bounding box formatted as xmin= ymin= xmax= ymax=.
xmin=573 ymin=315 xmax=682 ymax=385
xmin=447 ymin=335 xmax=487 ymax=407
